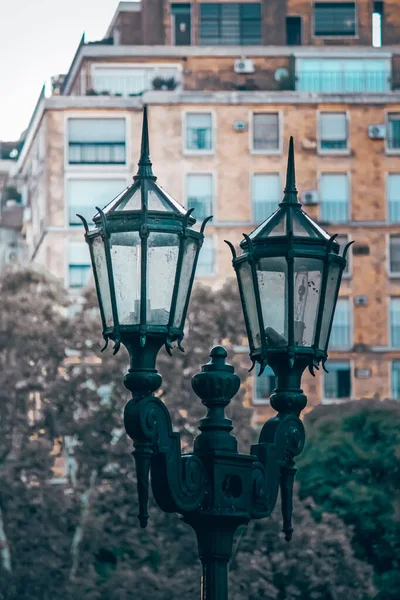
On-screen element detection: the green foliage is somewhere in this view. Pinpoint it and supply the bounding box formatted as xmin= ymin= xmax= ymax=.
xmin=298 ymin=400 xmax=400 ymax=599
xmin=0 ymin=268 xmax=377 ymax=599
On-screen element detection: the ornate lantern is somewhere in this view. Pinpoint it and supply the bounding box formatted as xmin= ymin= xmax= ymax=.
xmin=78 ymin=107 xmax=211 ymax=362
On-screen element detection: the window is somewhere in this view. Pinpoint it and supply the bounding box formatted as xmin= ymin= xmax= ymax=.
xmin=389 ymin=235 xmax=400 ymax=274
xmin=252 ymin=113 xmax=280 ymax=152
xmin=392 ymin=361 xmax=400 ymax=400
xmin=320 ymin=174 xmax=349 ymax=223
xmin=68 ymin=119 xmax=126 ymax=165
xmin=92 ymin=66 xmax=181 ymax=96
xmin=186 ymin=174 xmax=213 ymax=221
xmin=314 ymin=2 xmax=356 ymax=37
xmin=253 ymin=366 xmax=276 ymax=404
xmin=68 ymin=241 xmax=91 ymax=288
xmin=336 ymin=234 xmax=351 ymax=275
xmin=323 ymin=361 xmax=351 ymax=401
xmin=319 ymin=113 xmax=348 ymax=152
xmin=185 ymin=113 xmax=213 ymax=152
xmin=197 ymin=236 xmax=215 ymax=277
xmin=390 ymin=298 xmax=400 ymax=347
xmin=67 ymin=178 xmax=126 ymax=225
xmin=387 ymin=114 xmax=400 ymax=150
xmin=286 ymin=16 xmax=302 ymax=45
xmin=388 ymin=174 xmax=400 ymax=222
xmin=172 ymin=4 xmax=191 ymax=45
xmin=296 ymin=58 xmax=390 ymax=93
xmin=372 ymin=2 xmax=383 ymax=48
xmin=199 ymin=3 xmax=261 ymax=45
xmin=330 ymin=298 xmax=351 ymax=349
xmin=252 ymin=174 xmax=281 ymax=223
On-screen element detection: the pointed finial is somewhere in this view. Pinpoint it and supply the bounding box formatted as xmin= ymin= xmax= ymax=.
xmin=282 ymin=137 xmax=300 ymax=205
xmin=135 ymin=106 xmax=156 ymax=180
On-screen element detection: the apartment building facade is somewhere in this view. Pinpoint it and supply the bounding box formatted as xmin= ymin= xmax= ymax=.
xmin=15 ymin=0 xmax=400 ymax=420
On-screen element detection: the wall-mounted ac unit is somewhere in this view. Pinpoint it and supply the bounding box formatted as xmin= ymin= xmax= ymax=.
xmin=354 ymin=295 xmax=368 ymax=307
xmin=368 ymin=124 xmax=386 ymax=139
xmin=233 ymin=120 xmax=247 ymax=132
xmin=301 ymin=190 xmax=319 ymax=205
xmin=234 ymin=58 xmax=255 ymax=74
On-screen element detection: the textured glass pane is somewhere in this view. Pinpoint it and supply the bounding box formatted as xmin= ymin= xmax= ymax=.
xmin=147 ymin=189 xmax=171 ymax=211
xmin=238 ymin=261 xmax=261 ymax=350
xmin=173 ymin=239 xmax=198 ymax=328
xmin=319 ymin=263 xmax=341 ymax=351
xmin=147 ymin=233 xmax=179 ymax=325
xmin=110 ymin=232 xmax=141 ymax=325
xmin=257 ymin=257 xmax=288 ymax=348
xmin=294 ymin=258 xmax=323 ymax=347
xmin=267 ymin=211 xmax=287 ymax=236
xmin=292 ymin=212 xmax=319 ymax=237
xmin=115 ymin=188 xmax=142 ymax=211
xmin=92 ymin=236 xmax=113 ymax=327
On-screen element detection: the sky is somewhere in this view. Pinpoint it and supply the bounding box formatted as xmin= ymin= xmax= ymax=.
xmin=0 ymin=0 xmax=120 ymax=141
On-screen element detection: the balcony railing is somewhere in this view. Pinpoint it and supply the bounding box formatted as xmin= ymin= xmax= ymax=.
xmin=90 ymin=70 xmax=181 ymax=97
xmin=297 ymin=71 xmax=391 ymax=93
xmin=320 ymin=201 xmax=348 ymax=223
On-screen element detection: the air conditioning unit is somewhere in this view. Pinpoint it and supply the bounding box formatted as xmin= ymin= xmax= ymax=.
xmin=234 ymin=58 xmax=255 ymax=74
xmin=368 ymin=124 xmax=386 ymax=139
xmin=301 ymin=190 xmax=319 ymax=205
xmin=233 ymin=120 xmax=248 ymax=132
xmin=354 ymin=295 xmax=368 ymax=307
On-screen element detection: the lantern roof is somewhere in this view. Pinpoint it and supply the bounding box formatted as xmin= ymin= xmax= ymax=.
xmin=245 ymin=137 xmax=333 ymax=243
xmin=93 ymin=106 xmax=192 ymax=223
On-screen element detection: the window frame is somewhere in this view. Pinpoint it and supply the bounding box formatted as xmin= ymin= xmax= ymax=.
xmin=386 ymin=172 xmax=400 ymax=223
xmin=251 ymin=172 xmax=282 ymax=225
xmin=312 ymin=2 xmax=358 ymax=39
xmin=329 ymin=296 xmax=352 ymax=351
xmin=385 ymin=112 xmax=400 ymax=155
xmin=318 ymin=171 xmax=351 ymax=224
xmin=252 ymin=367 xmax=276 ymax=405
xmin=321 ymin=359 xmax=353 ymax=404
xmin=195 ymin=233 xmax=217 ymax=278
xmin=249 ymin=111 xmax=283 ymax=155
xmin=184 ymin=171 xmax=216 ymax=223
xmin=317 ymin=111 xmax=350 ymax=156
xmin=387 ymin=233 xmax=400 ymax=278
xmin=183 ymin=110 xmax=216 ymax=156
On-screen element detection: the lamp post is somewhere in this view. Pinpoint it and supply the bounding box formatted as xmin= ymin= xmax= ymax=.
xmin=79 ymin=108 xmax=351 ymax=600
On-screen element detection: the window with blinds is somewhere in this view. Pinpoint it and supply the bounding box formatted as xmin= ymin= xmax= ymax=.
xmin=391 ymin=361 xmax=400 ymax=399
xmin=323 ymin=361 xmax=351 ymax=401
xmin=199 ymin=3 xmax=261 ymax=45
xmin=314 ymin=2 xmax=356 ymax=37
xmin=67 ymin=178 xmax=126 ymax=225
xmin=387 ymin=114 xmax=400 ymax=150
xmin=252 ymin=113 xmax=280 ymax=152
xmin=197 ymin=236 xmax=215 ymax=277
xmin=320 ymin=173 xmax=349 ymax=223
xmin=186 ymin=173 xmax=213 ymax=221
xmin=68 ymin=119 xmax=126 ymax=165
xmin=388 ymin=174 xmax=400 ymax=223
xmin=68 ymin=241 xmax=91 ymax=288
xmin=252 ymin=173 xmax=281 ymax=223
xmin=319 ymin=113 xmax=348 ymax=151
xmin=330 ymin=298 xmax=351 ymax=349
xmin=390 ymin=298 xmax=400 ymax=347
xmin=185 ymin=113 xmax=213 ymax=152
xmin=389 ymin=235 xmax=400 ymax=274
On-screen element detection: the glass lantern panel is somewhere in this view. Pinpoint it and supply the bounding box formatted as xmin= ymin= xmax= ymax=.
xmin=147 ymin=188 xmax=172 ymax=212
xmin=147 ymin=232 xmax=180 ymax=325
xmin=115 ymin=188 xmax=142 ymax=211
xmin=91 ymin=235 xmax=113 ymax=328
xmin=292 ymin=212 xmax=319 ymax=237
xmin=173 ymin=238 xmax=198 ymax=329
xmin=319 ymin=262 xmax=342 ymax=351
xmin=267 ymin=211 xmax=287 ymax=237
xmin=256 ymin=257 xmax=288 ymax=348
xmin=110 ymin=231 xmax=141 ymax=325
xmin=237 ymin=261 xmax=262 ymax=351
xmin=293 ymin=257 xmax=324 ymax=346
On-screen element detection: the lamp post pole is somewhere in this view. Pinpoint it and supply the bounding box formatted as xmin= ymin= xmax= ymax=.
xmin=81 ymin=107 xmax=351 ymax=600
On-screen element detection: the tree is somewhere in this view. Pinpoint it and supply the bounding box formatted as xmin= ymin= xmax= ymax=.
xmin=0 ymin=268 xmax=377 ymax=599
xmin=297 ymin=399 xmax=400 ymax=600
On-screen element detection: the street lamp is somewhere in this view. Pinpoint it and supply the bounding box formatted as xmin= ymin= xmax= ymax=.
xmin=80 ymin=108 xmax=351 ymax=600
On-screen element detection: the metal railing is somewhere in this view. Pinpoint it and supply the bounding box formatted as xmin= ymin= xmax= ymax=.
xmin=297 ymin=71 xmax=391 ymax=93
xmin=320 ymin=201 xmax=348 ymax=223
xmin=90 ymin=71 xmax=181 ymax=96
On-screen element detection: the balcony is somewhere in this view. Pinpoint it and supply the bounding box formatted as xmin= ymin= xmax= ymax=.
xmin=88 ymin=67 xmax=182 ymax=97
xmin=296 ymin=71 xmax=391 ymax=93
